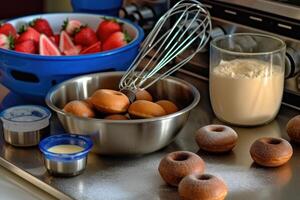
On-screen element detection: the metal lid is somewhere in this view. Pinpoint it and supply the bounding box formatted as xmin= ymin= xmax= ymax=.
xmin=0 ymin=105 xmax=51 ymax=132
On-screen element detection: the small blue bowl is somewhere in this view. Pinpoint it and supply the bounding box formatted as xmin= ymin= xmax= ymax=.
xmin=39 ymin=134 xmax=93 ymax=176
xmin=0 ymin=13 xmax=144 ymax=103
xmin=71 ymin=0 xmax=123 ymax=16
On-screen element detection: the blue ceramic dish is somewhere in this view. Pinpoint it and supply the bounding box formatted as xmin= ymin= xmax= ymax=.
xmin=0 ymin=13 xmax=144 ymax=103
xmin=71 ymin=0 xmax=123 ymax=16
xmin=39 ymin=134 xmax=93 ymax=161
xmin=39 ymin=134 xmax=93 ymax=176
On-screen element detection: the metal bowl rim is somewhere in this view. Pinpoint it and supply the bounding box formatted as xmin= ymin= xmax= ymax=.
xmin=45 ymin=71 xmax=200 ymax=123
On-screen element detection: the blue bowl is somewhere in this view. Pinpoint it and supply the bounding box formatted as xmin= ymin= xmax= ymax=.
xmin=0 ymin=13 xmax=144 ymax=103
xmin=39 ymin=134 xmax=93 ymax=161
xmin=71 ymin=0 xmax=123 ymax=16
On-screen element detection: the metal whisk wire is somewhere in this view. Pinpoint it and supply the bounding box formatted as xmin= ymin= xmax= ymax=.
xmin=119 ymin=0 xmax=212 ymax=95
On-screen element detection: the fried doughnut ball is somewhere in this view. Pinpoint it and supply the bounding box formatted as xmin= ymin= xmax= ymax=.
xmin=156 ymin=100 xmax=178 ymax=115
xmin=135 ymin=89 xmax=153 ymax=101
xmin=286 ymin=115 xmax=300 ymax=143
xmin=128 ymin=100 xmax=166 ymax=119
xmin=63 ymin=100 xmax=95 ymax=118
xmin=105 ymin=114 xmax=129 ymax=120
xmin=90 ymin=89 xmax=130 ymax=114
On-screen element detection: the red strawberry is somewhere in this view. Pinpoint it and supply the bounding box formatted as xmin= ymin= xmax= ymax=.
xmin=81 ymin=41 xmax=101 ymax=54
xmin=102 ymin=31 xmax=131 ymax=51
xmin=62 ymin=19 xmax=82 ymax=35
xmin=0 ymin=34 xmax=14 ymax=49
xmin=74 ymin=27 xmax=98 ymax=47
xmin=96 ymin=18 xmax=122 ymax=42
xmin=50 ymin=34 xmax=60 ymax=47
xmin=30 ymin=18 xmax=53 ymax=37
xmin=0 ymin=23 xmax=17 ymax=38
xmin=15 ymin=40 xmax=36 ymax=54
xmin=17 ymin=26 xmax=40 ymax=44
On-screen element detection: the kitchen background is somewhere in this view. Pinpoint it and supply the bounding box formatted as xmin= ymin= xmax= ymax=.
xmin=1 ymin=0 xmax=72 ymax=19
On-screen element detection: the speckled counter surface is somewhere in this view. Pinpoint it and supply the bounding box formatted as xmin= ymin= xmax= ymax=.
xmin=0 ymin=72 xmax=299 ymax=200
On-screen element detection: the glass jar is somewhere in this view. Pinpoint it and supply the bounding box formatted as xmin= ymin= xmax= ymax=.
xmin=209 ymin=33 xmax=286 ymax=126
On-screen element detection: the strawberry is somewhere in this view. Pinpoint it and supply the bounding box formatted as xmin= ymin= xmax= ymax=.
xmin=50 ymin=35 xmax=60 ymax=47
xmin=0 ymin=23 xmax=17 ymax=38
xmin=64 ymin=45 xmax=82 ymax=56
xmin=0 ymin=34 xmax=14 ymax=49
xmin=30 ymin=18 xmax=53 ymax=37
xmin=62 ymin=19 xmax=82 ymax=35
xmin=17 ymin=26 xmax=40 ymax=44
xmin=102 ymin=31 xmax=131 ymax=51
xmin=96 ymin=18 xmax=122 ymax=42
xmin=81 ymin=41 xmax=101 ymax=54
xmin=74 ymin=26 xmax=98 ymax=47
xmin=15 ymin=40 xmax=36 ymax=54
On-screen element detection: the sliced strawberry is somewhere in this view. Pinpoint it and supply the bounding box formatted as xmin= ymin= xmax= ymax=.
xmin=0 ymin=34 xmax=14 ymax=49
xmin=97 ymin=18 xmax=122 ymax=42
xmin=102 ymin=31 xmax=131 ymax=51
xmin=59 ymin=31 xmax=75 ymax=52
xmin=50 ymin=34 xmax=60 ymax=47
xmin=62 ymin=19 xmax=81 ymax=35
xmin=74 ymin=26 xmax=98 ymax=47
xmin=64 ymin=45 xmax=82 ymax=56
xmin=17 ymin=27 xmax=40 ymax=44
xmin=0 ymin=23 xmax=17 ymax=38
xmin=30 ymin=18 xmax=53 ymax=37
xmin=81 ymin=41 xmax=101 ymax=54
xmin=39 ymin=34 xmax=61 ymax=56
xmin=15 ymin=40 xmax=36 ymax=54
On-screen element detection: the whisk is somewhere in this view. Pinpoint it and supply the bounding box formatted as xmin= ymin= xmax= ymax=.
xmin=119 ymin=0 xmax=212 ymax=101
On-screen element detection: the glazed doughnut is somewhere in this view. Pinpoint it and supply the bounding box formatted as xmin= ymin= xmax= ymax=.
xmin=158 ymin=151 xmax=205 ymax=186
xmin=195 ymin=124 xmax=238 ymax=153
xmin=105 ymin=114 xmax=129 ymax=120
xmin=90 ymin=89 xmax=130 ymax=114
xmin=286 ymin=115 xmax=300 ymax=143
xmin=63 ymin=100 xmax=95 ymax=118
xmin=128 ymin=100 xmax=166 ymax=119
xmin=135 ymin=89 xmax=153 ymax=101
xmin=156 ymin=100 xmax=178 ymax=115
xmin=250 ymin=137 xmax=293 ymax=167
xmin=178 ymin=173 xmax=228 ymax=200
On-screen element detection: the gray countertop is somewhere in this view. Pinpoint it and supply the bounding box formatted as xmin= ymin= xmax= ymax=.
xmin=0 ymin=72 xmax=299 ymax=200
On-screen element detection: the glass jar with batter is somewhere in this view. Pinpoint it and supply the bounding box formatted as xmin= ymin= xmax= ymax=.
xmin=210 ymin=33 xmax=286 ymax=126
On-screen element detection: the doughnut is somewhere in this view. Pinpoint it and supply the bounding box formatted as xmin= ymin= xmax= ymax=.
xmin=156 ymin=100 xmax=178 ymax=115
xmin=286 ymin=115 xmax=300 ymax=143
xmin=90 ymin=89 xmax=130 ymax=114
xmin=128 ymin=100 xmax=166 ymax=119
xmin=135 ymin=89 xmax=153 ymax=101
xmin=158 ymin=151 xmax=205 ymax=186
xmin=195 ymin=125 xmax=238 ymax=153
xmin=63 ymin=100 xmax=95 ymax=118
xmin=105 ymin=114 xmax=129 ymax=120
xmin=178 ymin=173 xmax=228 ymax=200
xmin=250 ymin=137 xmax=293 ymax=167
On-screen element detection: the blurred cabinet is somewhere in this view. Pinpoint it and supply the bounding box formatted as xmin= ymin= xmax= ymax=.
xmin=0 ymin=1 xmax=44 ymax=19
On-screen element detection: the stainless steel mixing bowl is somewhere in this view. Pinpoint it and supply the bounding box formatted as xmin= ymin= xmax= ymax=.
xmin=45 ymin=72 xmax=200 ymax=155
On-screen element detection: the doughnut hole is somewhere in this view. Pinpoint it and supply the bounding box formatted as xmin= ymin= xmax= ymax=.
xmin=286 ymin=115 xmax=300 ymax=143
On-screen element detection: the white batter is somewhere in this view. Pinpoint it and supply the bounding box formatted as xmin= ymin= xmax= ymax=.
xmin=47 ymin=145 xmax=84 ymax=154
xmin=210 ymin=59 xmax=284 ymax=126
